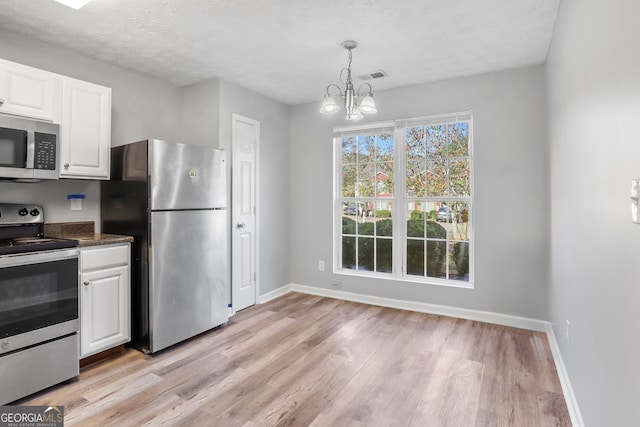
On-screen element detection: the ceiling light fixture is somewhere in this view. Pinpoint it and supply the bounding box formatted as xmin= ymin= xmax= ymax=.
xmin=320 ymin=40 xmax=377 ymax=121
xmin=53 ymin=0 xmax=92 ymax=10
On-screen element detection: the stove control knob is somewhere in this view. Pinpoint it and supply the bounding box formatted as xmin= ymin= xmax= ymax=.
xmin=19 ymin=208 xmax=28 ymax=216
xmin=30 ymin=208 xmax=40 ymax=217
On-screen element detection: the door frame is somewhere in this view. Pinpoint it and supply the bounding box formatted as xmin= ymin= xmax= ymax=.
xmin=230 ymin=113 xmax=260 ymax=315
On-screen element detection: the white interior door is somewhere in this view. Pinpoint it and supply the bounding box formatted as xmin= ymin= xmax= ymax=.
xmin=232 ymin=114 xmax=259 ymax=312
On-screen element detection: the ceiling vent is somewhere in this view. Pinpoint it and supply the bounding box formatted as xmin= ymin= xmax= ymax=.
xmin=358 ymin=70 xmax=388 ymax=81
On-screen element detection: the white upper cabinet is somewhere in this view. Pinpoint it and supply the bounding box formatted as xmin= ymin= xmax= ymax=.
xmin=59 ymin=77 xmax=112 ymax=180
xmin=0 ymin=58 xmax=61 ymax=122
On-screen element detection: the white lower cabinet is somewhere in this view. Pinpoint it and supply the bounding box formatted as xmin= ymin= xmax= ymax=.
xmin=79 ymin=243 xmax=131 ymax=358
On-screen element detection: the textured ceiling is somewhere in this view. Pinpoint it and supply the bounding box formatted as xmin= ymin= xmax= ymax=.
xmin=0 ymin=0 xmax=560 ymax=105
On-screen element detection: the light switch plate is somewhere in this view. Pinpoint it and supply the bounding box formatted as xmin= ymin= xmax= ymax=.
xmin=71 ymin=198 xmax=82 ymax=211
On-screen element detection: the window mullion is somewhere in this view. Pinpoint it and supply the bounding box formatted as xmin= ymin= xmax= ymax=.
xmin=392 ymin=126 xmax=405 ymax=277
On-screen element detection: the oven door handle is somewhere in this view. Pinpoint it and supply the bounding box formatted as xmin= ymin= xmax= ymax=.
xmin=0 ymin=248 xmax=78 ymax=268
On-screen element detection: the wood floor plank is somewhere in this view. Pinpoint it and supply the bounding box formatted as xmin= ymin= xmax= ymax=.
xmin=16 ymin=292 xmax=571 ymax=426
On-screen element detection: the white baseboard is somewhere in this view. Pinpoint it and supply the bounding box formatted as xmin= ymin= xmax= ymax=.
xmin=259 ymin=284 xmax=293 ymax=304
xmin=287 ymin=283 xmax=547 ymax=331
xmin=260 ymin=283 xmax=582 ymax=425
xmin=544 ymin=324 xmax=585 ymax=427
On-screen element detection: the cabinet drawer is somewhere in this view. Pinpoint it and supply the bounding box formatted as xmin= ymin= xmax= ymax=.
xmin=80 ymin=244 xmax=129 ymax=271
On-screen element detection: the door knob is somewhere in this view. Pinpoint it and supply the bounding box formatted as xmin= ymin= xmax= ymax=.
xmin=237 ymin=222 xmax=245 ymax=229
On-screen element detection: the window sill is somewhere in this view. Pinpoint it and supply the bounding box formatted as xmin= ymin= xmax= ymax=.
xmin=334 ymin=268 xmax=474 ymax=289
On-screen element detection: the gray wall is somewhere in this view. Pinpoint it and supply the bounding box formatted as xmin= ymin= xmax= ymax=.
xmin=0 ymin=28 xmax=182 ymax=228
xmin=218 ymin=80 xmax=292 ymax=296
xmin=181 ymin=78 xmax=220 ymax=147
xmin=290 ymin=66 xmax=549 ymax=320
xmin=546 ymin=0 xmax=640 ymax=424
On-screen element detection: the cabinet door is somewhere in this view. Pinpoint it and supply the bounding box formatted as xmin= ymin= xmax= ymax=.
xmin=80 ymin=265 xmax=130 ymax=358
xmin=0 ymin=59 xmax=61 ymax=121
xmin=60 ymin=77 xmax=112 ymax=179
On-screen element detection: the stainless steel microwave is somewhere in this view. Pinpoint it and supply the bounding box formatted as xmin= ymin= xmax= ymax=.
xmin=0 ymin=115 xmax=59 ymax=181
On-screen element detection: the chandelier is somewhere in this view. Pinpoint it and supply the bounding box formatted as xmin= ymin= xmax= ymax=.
xmin=319 ymin=40 xmax=377 ymax=121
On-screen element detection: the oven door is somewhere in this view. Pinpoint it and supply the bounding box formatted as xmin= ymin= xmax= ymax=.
xmin=0 ymin=248 xmax=79 ymax=355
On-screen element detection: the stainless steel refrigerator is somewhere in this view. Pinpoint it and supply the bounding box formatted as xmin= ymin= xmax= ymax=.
xmin=101 ymin=139 xmax=228 ymax=353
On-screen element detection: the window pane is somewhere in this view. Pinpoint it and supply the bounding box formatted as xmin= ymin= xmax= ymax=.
xmin=449 ymin=201 xmax=470 ymax=241
xmin=377 ymin=162 xmax=394 ymax=196
xmin=426 ymin=159 xmax=448 ymax=196
xmin=342 ymin=236 xmax=356 ymax=269
xmin=357 ymin=164 xmax=375 ymax=197
xmin=449 ymin=241 xmax=470 ymax=281
xmin=427 ymin=217 xmax=447 ymax=240
xmin=342 ymin=165 xmax=357 ymax=197
xmin=359 ymin=207 xmax=375 ymax=236
xmin=448 ymin=122 xmax=469 ymax=157
xmin=342 ymin=136 xmax=357 ymax=164
xmin=377 ymin=134 xmax=394 ymax=160
xmin=405 ymin=127 xmax=425 ymax=160
xmin=375 ymin=202 xmax=393 ymax=237
xmin=358 ymin=135 xmax=375 ymax=163
xmin=406 ymin=160 xmax=426 ymax=197
xmin=358 ymin=237 xmax=374 ymax=271
xmin=426 ymin=124 xmax=447 ymax=158
xmin=449 ymin=158 xmax=470 ymax=197
xmin=407 ymin=203 xmax=426 ymax=238
xmin=376 ymin=238 xmax=393 ymax=273
xmin=426 ymin=240 xmax=447 ymax=278
xmin=342 ymin=210 xmax=356 ymax=234
xmin=406 ymin=239 xmax=424 ymax=276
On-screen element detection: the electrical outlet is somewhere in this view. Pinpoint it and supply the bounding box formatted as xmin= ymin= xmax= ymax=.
xmin=565 ymin=320 xmax=570 ymax=342
xmin=318 ymin=260 xmax=325 ymax=271
xmin=331 ymin=281 xmax=342 ymax=289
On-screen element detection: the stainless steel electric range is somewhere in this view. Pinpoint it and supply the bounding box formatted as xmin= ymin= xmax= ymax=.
xmin=0 ymin=203 xmax=80 ymax=405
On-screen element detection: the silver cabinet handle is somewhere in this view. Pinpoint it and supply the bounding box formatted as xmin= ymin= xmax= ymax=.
xmin=237 ymin=222 xmax=245 ymax=229
xmin=83 ymin=281 xmax=90 ymax=286
xmin=0 ymin=99 xmax=4 ymax=106
xmin=64 ymin=163 xmax=70 ymax=169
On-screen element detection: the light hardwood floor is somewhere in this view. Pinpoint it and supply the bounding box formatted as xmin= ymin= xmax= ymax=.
xmin=18 ymin=292 xmax=571 ymax=426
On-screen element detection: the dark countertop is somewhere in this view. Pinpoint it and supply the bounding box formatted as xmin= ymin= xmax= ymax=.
xmin=68 ymin=233 xmax=134 ymax=247
xmin=44 ymin=221 xmax=133 ymax=247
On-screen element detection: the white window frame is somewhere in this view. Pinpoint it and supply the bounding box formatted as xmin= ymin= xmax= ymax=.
xmin=333 ymin=112 xmax=474 ymax=288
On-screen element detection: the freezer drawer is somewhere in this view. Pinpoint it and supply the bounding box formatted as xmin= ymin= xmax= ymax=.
xmin=149 ymin=209 xmax=227 ymax=353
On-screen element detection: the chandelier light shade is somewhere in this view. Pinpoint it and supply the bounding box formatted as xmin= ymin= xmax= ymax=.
xmin=320 ymin=40 xmax=377 ymax=121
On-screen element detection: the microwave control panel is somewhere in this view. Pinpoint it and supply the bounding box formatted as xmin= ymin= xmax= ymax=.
xmin=33 ymin=132 xmax=57 ymax=170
